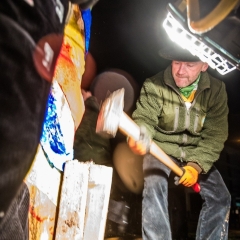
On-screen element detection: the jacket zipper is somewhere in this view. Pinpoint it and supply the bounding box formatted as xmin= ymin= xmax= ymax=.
xmin=166 ymin=83 xmax=205 ymax=128
xmin=165 ymin=83 xmax=205 ymax=159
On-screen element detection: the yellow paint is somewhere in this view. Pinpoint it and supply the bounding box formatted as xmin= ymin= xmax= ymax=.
xmin=54 ymin=4 xmax=86 ymax=129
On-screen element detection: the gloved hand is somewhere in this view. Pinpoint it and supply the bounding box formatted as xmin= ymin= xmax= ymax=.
xmin=127 ymin=125 xmax=151 ymax=155
xmin=175 ymin=166 xmax=199 ymax=187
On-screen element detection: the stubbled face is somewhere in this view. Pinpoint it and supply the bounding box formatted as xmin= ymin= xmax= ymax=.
xmin=171 ymin=61 xmax=208 ymax=88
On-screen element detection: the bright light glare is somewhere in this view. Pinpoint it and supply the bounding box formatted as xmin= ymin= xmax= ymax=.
xmin=163 ymin=12 xmax=236 ymax=75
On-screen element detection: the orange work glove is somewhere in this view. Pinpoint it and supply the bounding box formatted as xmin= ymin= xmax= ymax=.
xmin=127 ymin=125 xmax=151 ymax=155
xmin=177 ymin=166 xmax=199 ymax=187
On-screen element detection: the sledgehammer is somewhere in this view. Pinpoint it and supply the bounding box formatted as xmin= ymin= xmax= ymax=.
xmin=96 ymin=88 xmax=200 ymax=193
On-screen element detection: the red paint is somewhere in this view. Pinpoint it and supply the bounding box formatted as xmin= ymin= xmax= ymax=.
xmin=29 ymin=206 xmax=47 ymax=223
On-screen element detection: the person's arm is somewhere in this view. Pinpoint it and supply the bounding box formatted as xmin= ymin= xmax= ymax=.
xmin=133 ymin=78 xmax=163 ymax=136
xmin=128 ymin=78 xmax=163 ymax=154
xmin=185 ymin=81 xmax=229 ymax=173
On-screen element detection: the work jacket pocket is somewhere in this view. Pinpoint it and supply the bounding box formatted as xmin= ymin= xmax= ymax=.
xmin=157 ymin=105 xmax=180 ymax=133
xmin=190 ymin=109 xmax=206 ymax=134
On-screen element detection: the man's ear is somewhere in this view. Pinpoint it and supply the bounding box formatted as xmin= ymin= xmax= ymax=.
xmin=201 ymin=62 xmax=209 ymax=72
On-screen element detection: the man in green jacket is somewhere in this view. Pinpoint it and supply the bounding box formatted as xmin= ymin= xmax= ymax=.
xmin=128 ymin=44 xmax=231 ymax=239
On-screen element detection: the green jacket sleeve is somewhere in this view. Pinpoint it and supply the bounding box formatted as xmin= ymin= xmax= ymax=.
xmin=132 ymin=78 xmax=163 ymax=139
xmin=185 ymin=81 xmax=229 ymax=173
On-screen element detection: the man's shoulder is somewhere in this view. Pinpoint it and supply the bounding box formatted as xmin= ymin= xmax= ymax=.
xmin=203 ymin=71 xmax=226 ymax=89
xmin=208 ymin=73 xmax=222 ymax=83
xmin=202 ymin=72 xmax=227 ymax=100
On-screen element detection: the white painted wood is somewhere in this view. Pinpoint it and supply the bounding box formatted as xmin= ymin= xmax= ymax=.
xmin=25 ymin=145 xmax=62 ymax=240
xmin=55 ymin=160 xmax=90 ymax=240
xmin=83 ymin=164 xmax=113 ymax=240
xmin=25 ymin=145 xmax=62 ymax=206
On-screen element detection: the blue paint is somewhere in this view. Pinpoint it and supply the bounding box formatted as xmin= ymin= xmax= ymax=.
xmin=81 ymin=9 xmax=92 ymax=54
xmin=41 ymin=92 xmax=67 ymax=155
xmin=40 ymin=83 xmax=74 ymax=171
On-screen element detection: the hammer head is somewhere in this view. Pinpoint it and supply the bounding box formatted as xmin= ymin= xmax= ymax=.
xmin=96 ymin=88 xmax=125 ymax=138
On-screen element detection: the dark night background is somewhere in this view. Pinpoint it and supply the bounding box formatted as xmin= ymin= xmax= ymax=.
xmin=88 ymin=0 xmax=240 ymax=238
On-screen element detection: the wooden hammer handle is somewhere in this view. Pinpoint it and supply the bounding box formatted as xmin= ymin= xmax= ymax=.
xmin=119 ymin=112 xmax=200 ymax=193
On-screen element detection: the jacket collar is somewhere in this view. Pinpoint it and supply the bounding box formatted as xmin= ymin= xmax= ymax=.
xmin=163 ymin=65 xmax=211 ymax=93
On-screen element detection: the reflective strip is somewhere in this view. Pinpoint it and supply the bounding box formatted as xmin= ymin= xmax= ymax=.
xmin=56 ymin=0 xmax=64 ymax=23
xmin=180 ymin=147 xmax=186 ymax=160
xmin=182 ymin=133 xmax=187 ymax=144
xmin=185 ymin=110 xmax=190 ymax=129
xmin=194 ymin=113 xmax=199 ymax=132
xmin=173 ymin=106 xmax=179 ymax=131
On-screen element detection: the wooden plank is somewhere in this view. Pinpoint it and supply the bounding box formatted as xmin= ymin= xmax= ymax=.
xmin=26 ymin=183 xmax=58 ymax=240
xmin=25 ymin=145 xmax=62 ymax=240
xmin=25 ymin=145 xmax=62 ymax=206
xmin=83 ymin=164 xmax=113 ymax=240
xmin=55 ymin=160 xmax=90 ymax=240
